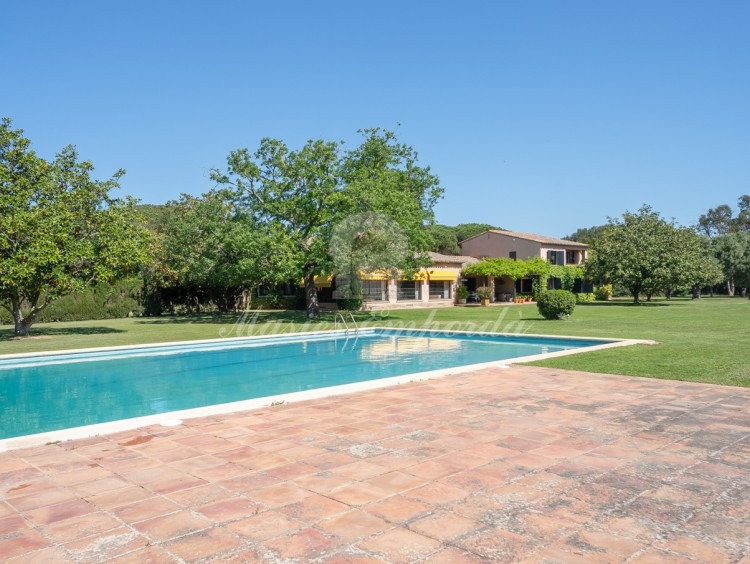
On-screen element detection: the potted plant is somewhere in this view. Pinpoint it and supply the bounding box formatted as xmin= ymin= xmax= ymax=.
xmin=476 ymin=286 xmax=493 ymax=306
xmin=513 ymin=295 xmax=524 ymax=304
xmin=456 ymin=285 xmax=469 ymax=304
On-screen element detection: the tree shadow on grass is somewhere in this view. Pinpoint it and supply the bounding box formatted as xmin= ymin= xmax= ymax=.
xmin=578 ymin=301 xmax=676 ymax=308
xmin=135 ymin=311 xmax=326 ymax=326
xmin=0 ymin=326 xmax=126 ymax=342
xmin=135 ymin=310 xmax=383 ymax=332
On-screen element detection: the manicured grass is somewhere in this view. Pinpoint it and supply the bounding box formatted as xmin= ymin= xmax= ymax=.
xmin=1 ymin=297 xmax=748 ymax=386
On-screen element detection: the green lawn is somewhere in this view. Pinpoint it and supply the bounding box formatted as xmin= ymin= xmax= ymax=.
xmin=1 ymin=297 xmax=748 ymax=386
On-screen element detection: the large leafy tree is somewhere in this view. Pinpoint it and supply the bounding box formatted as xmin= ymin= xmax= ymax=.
xmin=698 ymin=195 xmax=750 ymax=238
xmin=661 ymin=228 xmax=721 ymax=299
xmin=586 ymin=206 xmax=713 ymax=303
xmin=712 ymin=232 xmax=750 ymax=296
xmin=738 ymin=195 xmax=750 ymax=231
xmin=0 ymin=118 xmax=152 ymax=336
xmin=212 ymin=129 xmax=442 ymax=319
xmin=145 ymin=190 xmax=295 ymax=312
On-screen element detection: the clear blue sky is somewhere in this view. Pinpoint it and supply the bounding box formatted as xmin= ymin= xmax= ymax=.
xmin=2 ymin=1 xmax=748 ymax=237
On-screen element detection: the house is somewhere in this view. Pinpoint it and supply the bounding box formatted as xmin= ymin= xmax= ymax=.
xmin=351 ymin=252 xmax=478 ymax=311
xmin=258 ymin=230 xmax=588 ymax=310
xmin=460 ymin=230 xmax=589 ymax=299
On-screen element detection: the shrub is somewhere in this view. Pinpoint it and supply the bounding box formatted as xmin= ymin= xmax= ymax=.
xmin=1 ymin=278 xmax=145 ymax=324
xmin=456 ymin=285 xmax=469 ymax=299
xmin=336 ymin=297 xmax=363 ymax=311
xmin=594 ymin=284 xmax=613 ymax=301
xmin=537 ymin=290 xmax=577 ymax=320
xmin=476 ymin=286 xmax=493 ymax=300
xmin=576 ymin=292 xmax=596 ymax=303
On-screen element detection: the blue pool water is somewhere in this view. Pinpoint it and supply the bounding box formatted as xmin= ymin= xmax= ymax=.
xmin=0 ymin=330 xmax=611 ymax=439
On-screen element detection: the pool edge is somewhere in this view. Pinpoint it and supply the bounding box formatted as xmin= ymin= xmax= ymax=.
xmin=0 ymin=330 xmax=653 ymax=452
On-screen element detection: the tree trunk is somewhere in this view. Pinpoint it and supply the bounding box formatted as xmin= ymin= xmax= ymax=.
xmin=631 ymin=287 xmax=640 ymax=304
xmin=691 ymin=286 xmax=701 ymax=299
xmin=727 ymin=278 xmax=735 ymax=296
xmin=12 ymin=307 xmax=33 ymax=337
xmin=304 ymin=269 xmax=320 ymax=320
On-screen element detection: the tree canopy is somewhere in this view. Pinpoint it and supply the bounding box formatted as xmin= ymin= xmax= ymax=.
xmin=143 ymin=190 xmax=297 ymax=313
xmin=712 ymin=232 xmax=750 ymax=296
xmin=564 ymin=225 xmax=608 ymax=245
xmin=586 ymin=206 xmax=716 ymax=303
xmin=0 ymin=118 xmax=153 ymax=335
xmin=211 ymin=129 xmax=442 ymax=318
xmin=698 ymin=195 xmax=750 ymax=238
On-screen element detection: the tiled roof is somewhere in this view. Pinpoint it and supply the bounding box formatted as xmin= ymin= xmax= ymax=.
xmin=463 ymin=230 xmax=589 ymax=248
xmin=428 ymin=251 xmax=479 ymax=265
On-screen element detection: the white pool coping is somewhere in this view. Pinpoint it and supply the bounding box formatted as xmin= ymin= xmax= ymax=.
xmin=0 ymin=329 xmax=654 ymax=451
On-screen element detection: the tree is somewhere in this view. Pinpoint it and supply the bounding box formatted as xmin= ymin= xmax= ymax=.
xmin=698 ymin=204 xmax=735 ymax=238
xmin=564 ymin=225 xmax=608 ymax=245
xmin=144 ymin=190 xmax=295 ymax=313
xmin=135 ymin=203 xmax=170 ymax=232
xmin=426 ymin=224 xmax=460 ymax=255
xmin=698 ymin=195 xmax=750 ymax=238
xmin=738 ymin=195 xmax=750 ymax=231
xmin=0 ymin=118 xmax=152 ymax=336
xmin=661 ymin=228 xmax=719 ymax=299
xmin=690 ymin=256 xmax=724 ymax=299
xmin=586 ymin=206 xmax=709 ymax=304
xmin=212 ymin=129 xmax=442 ymax=319
xmin=329 ymin=212 xmax=410 ymax=300
xmin=712 ymin=232 xmax=750 ymax=296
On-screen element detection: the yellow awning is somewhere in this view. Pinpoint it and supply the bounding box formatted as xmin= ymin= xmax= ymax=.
xmin=428 ymin=270 xmax=458 ymax=281
xmin=314 ymin=275 xmax=332 ymax=288
xmin=401 ymin=271 xmax=427 ymax=281
xmin=298 ymin=275 xmax=333 ymax=288
xmin=359 ymin=270 xmax=389 ymax=281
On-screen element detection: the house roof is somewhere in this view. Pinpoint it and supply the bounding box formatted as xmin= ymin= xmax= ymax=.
xmin=428 ymin=251 xmax=479 ymax=265
xmin=461 ymin=230 xmax=589 ymax=249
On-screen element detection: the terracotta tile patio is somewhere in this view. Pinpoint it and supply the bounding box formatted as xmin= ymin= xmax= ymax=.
xmin=1 ymin=365 xmax=749 ymax=562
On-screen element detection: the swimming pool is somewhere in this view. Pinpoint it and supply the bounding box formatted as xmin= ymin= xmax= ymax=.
xmin=0 ymin=329 xmax=625 ymax=447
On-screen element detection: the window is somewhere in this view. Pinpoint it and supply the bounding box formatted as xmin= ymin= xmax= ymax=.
xmin=281 ymin=282 xmax=297 ymax=297
xmin=397 ymin=281 xmax=420 ymax=300
xmin=547 ymin=250 xmax=564 ymax=265
xmin=362 ymin=280 xmax=385 ymax=301
xmin=257 ymin=285 xmax=270 ymax=298
xmin=429 ymin=280 xmax=451 ymax=300
xmin=515 ymin=278 xmax=534 ymax=293
xmin=566 ymin=250 xmax=576 ymax=265
xmin=509 ymin=251 xmax=517 ymax=260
